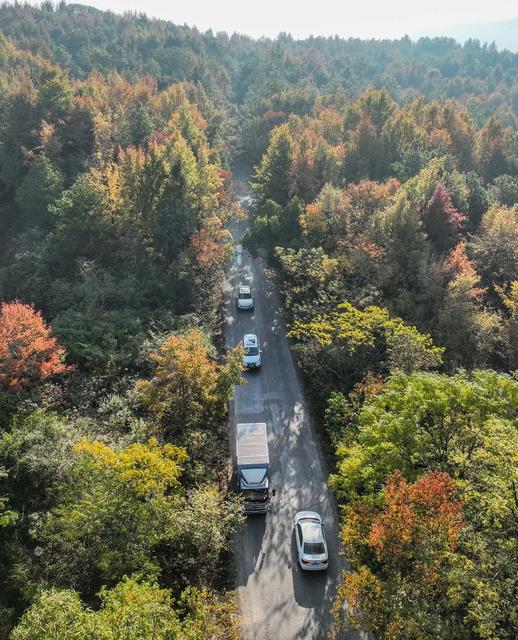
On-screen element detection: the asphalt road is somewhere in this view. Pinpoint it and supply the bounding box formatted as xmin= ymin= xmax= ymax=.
xmin=224 ymin=191 xmax=359 ymax=640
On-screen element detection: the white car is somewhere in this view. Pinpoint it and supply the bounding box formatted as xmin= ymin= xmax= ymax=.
xmin=294 ymin=511 xmax=328 ymax=571
xmin=242 ymin=334 xmax=262 ymax=369
xmin=237 ymin=285 xmax=254 ymax=311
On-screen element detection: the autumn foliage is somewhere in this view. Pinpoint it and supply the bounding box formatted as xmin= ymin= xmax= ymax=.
xmin=423 ymin=182 xmax=465 ymax=252
xmin=341 ymin=470 xmax=463 ymax=577
xmin=137 ymin=329 xmax=243 ymax=437
xmin=442 ymin=240 xmax=477 ymax=279
xmin=336 ymin=471 xmax=464 ymax=635
xmin=368 ymin=471 xmax=463 ymax=569
xmin=0 ymin=301 xmax=70 ymax=389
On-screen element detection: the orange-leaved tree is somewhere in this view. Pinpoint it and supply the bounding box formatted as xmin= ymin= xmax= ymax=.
xmin=367 ymin=470 xmax=463 ymax=572
xmin=334 ymin=471 xmax=464 ymax=637
xmin=0 ymin=301 xmax=71 ymax=390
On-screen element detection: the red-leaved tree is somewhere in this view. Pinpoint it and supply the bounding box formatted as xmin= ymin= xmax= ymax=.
xmin=0 ymin=301 xmax=71 ymax=390
xmin=423 ymin=182 xmax=465 ymax=253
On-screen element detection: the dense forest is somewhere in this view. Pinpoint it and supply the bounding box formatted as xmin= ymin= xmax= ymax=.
xmin=249 ymin=45 xmax=518 ymax=640
xmin=0 ymin=6 xmax=244 ymax=638
xmin=0 ymin=2 xmax=517 ymax=639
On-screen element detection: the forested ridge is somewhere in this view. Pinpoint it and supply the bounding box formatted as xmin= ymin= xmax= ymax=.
xmin=0 ymin=2 xmax=517 ymax=639
xmin=2 ymin=1 xmax=518 ymax=157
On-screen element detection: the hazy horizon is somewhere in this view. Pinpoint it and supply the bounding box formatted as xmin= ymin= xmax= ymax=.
xmin=31 ymin=0 xmax=518 ymax=41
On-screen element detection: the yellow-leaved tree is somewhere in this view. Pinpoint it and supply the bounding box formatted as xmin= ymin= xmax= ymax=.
xmin=137 ymin=329 xmax=243 ymax=438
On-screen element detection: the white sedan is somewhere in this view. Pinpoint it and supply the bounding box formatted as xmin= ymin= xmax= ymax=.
xmin=294 ymin=511 xmax=328 ymax=571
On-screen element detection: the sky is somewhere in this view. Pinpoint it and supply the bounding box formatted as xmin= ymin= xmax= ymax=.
xmin=65 ymin=0 xmax=518 ymax=40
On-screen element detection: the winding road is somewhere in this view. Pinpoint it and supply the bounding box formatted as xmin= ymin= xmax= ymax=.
xmin=224 ymin=180 xmax=359 ymax=640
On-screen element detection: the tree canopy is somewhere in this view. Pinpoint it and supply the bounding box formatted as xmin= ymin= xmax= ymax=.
xmin=0 ymin=4 xmax=518 ymax=638
xmin=331 ymin=371 xmax=518 ymax=639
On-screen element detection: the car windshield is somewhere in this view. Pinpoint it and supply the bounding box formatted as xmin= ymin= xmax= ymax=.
xmin=239 ymin=292 xmax=251 ymax=299
xmin=245 ymin=346 xmax=259 ymax=356
xmin=304 ymin=542 xmax=325 ymax=555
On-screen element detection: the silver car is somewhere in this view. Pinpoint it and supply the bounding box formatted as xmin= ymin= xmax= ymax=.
xmin=237 ymin=285 xmax=254 ymax=310
xmin=294 ymin=511 xmax=328 ymax=571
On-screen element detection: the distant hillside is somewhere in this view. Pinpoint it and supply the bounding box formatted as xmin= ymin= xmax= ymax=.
xmin=425 ymin=17 xmax=518 ymax=52
xmin=1 ymin=1 xmax=518 ymax=141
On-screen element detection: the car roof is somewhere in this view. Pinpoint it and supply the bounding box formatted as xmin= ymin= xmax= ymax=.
xmin=300 ymin=519 xmax=324 ymax=544
xmin=239 ymin=285 xmax=251 ymax=293
xmin=243 ymin=334 xmax=258 ymax=346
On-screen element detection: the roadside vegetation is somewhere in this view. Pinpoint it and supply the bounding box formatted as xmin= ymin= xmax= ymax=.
xmin=0 ymin=3 xmax=517 ymax=639
xmin=250 ymin=77 xmax=518 ymax=640
xmin=0 ymin=18 xmax=242 ymax=638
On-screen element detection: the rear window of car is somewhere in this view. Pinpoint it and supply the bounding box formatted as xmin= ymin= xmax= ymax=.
xmin=304 ymin=542 xmax=325 ymax=554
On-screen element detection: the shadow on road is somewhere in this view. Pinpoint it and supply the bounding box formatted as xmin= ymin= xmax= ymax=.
xmin=234 ymin=515 xmax=267 ymax=586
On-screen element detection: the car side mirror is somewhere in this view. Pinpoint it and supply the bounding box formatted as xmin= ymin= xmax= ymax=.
xmin=271 ymin=489 xmax=276 ymax=497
